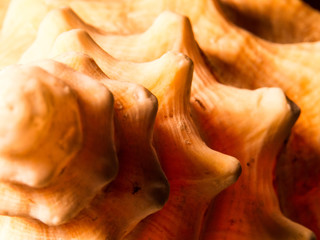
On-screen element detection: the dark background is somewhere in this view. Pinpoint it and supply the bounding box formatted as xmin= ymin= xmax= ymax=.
xmin=303 ymin=0 xmax=320 ymax=10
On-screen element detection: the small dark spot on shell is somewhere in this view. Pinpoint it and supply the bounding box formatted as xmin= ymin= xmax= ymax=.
xmin=194 ymin=98 xmax=206 ymax=110
xmin=122 ymin=113 xmax=128 ymax=120
xmin=132 ymin=185 xmax=141 ymax=195
xmin=59 ymin=167 xmax=66 ymax=176
xmin=229 ymin=219 xmax=235 ymax=225
xmin=132 ymin=182 xmax=141 ymax=195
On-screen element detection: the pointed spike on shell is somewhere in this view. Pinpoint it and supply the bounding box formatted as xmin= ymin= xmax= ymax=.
xmin=198 ymin=86 xmax=315 ymax=240
xmin=19 ymin=7 xmax=103 ymax=64
xmin=90 ymin=10 xmax=191 ymax=62
xmin=54 ymin=51 xmax=170 ymax=209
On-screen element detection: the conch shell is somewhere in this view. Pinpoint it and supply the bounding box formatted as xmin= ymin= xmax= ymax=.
xmin=0 ymin=0 xmax=319 ymax=239
xmin=20 ymin=6 xmax=312 ymax=236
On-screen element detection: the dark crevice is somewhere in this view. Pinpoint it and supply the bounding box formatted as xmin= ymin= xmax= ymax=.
xmin=303 ymin=0 xmax=320 ymax=11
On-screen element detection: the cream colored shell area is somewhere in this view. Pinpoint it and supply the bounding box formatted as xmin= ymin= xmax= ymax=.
xmin=0 ymin=61 xmax=119 ymax=228
xmin=0 ymin=65 xmax=82 ymax=188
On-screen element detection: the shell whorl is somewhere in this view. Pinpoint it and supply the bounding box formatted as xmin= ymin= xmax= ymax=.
xmin=0 ymin=65 xmax=82 ymax=188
